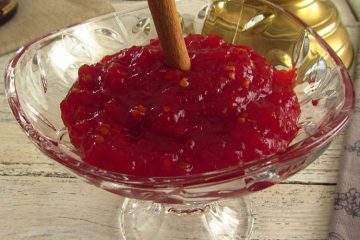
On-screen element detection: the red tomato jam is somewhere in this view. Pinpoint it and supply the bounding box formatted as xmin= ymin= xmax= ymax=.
xmin=61 ymin=34 xmax=300 ymax=177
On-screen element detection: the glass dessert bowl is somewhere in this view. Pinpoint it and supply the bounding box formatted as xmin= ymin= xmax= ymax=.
xmin=5 ymin=0 xmax=354 ymax=239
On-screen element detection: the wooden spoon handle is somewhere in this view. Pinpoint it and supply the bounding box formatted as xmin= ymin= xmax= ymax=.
xmin=147 ymin=0 xmax=191 ymax=71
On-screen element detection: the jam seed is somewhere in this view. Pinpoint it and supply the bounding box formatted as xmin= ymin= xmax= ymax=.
xmin=83 ymin=74 xmax=93 ymax=82
xmin=178 ymin=162 xmax=193 ymax=173
xmin=238 ymin=112 xmax=249 ymax=124
xmin=72 ymin=87 xmax=80 ymax=93
xmin=243 ymin=79 xmax=250 ymax=88
xmin=179 ymin=77 xmax=189 ymax=87
xmin=238 ymin=117 xmax=246 ymax=124
xmin=95 ymin=135 xmax=105 ymax=143
xmin=163 ymin=106 xmax=171 ymax=113
xmin=97 ymin=123 xmax=110 ymax=135
xmin=130 ymin=105 xmax=147 ymax=119
xmin=234 ymin=48 xmax=247 ymax=55
xmin=228 ymin=72 xmax=235 ymax=80
xmin=225 ymin=65 xmax=235 ymax=71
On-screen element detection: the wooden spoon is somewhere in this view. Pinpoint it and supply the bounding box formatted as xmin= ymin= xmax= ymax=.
xmin=147 ymin=0 xmax=191 ymax=71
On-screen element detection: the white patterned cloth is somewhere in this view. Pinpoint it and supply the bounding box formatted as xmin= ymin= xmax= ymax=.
xmin=328 ymin=50 xmax=360 ymax=239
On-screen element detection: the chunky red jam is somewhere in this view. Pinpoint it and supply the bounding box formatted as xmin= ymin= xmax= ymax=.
xmin=61 ymin=34 xmax=300 ymax=177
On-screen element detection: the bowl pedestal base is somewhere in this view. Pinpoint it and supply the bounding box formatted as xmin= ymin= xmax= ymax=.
xmin=119 ymin=198 xmax=254 ymax=240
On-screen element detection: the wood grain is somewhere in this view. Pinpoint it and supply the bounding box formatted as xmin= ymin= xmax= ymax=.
xmin=0 ymin=176 xmax=335 ymax=240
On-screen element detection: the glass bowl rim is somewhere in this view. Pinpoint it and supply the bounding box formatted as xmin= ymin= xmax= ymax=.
xmin=4 ymin=0 xmax=355 ymax=187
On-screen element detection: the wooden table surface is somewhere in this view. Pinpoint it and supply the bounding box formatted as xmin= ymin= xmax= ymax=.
xmin=0 ymin=1 xmax=359 ymax=239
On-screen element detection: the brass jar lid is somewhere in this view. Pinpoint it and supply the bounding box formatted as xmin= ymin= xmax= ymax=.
xmin=270 ymin=0 xmax=353 ymax=68
xmin=203 ymin=0 xmax=353 ymax=68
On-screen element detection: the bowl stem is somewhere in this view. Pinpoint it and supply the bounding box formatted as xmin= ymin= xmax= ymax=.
xmin=119 ymin=197 xmax=254 ymax=239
